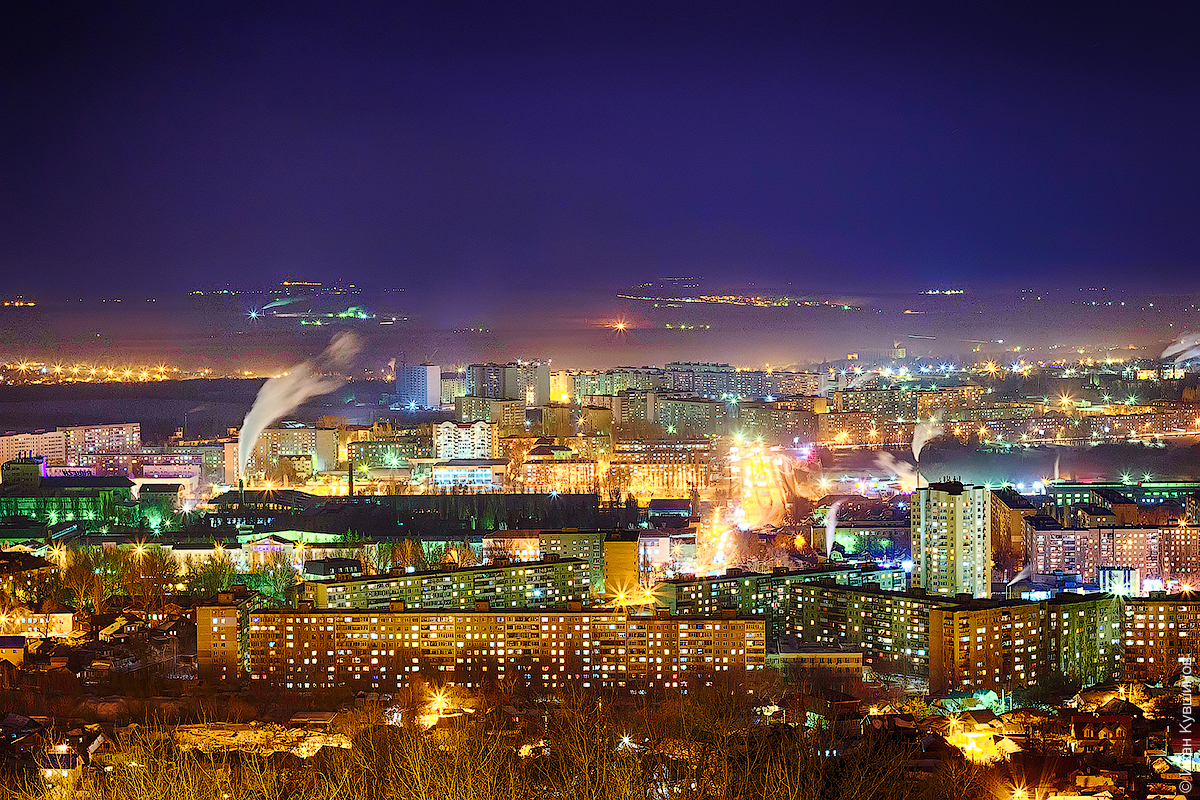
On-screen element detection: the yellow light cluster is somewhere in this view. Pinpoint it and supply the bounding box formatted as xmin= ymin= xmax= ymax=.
xmin=6 ymin=361 xmax=181 ymax=382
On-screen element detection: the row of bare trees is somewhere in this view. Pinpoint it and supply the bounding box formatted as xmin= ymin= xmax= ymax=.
xmin=0 ymin=689 xmax=949 ymax=800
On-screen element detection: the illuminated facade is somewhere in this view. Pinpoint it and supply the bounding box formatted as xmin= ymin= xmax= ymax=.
xmin=466 ymin=361 xmax=550 ymax=406
xmin=241 ymin=605 xmax=766 ymax=692
xmin=928 ymin=599 xmax=1046 ymax=693
xmin=1045 ymin=593 xmax=1123 ymax=688
xmin=657 ymin=397 xmax=727 ymax=437
xmin=569 ymin=368 xmax=666 ymax=400
xmin=785 ymin=583 xmax=952 ymax=681
xmin=196 ymin=588 xmax=269 ymax=682
xmin=429 ymin=459 xmax=507 ymax=491
xmin=832 ymin=388 xmax=916 ymax=420
xmin=455 ymin=396 xmax=526 ymax=436
xmin=0 ymin=430 xmax=67 ymax=466
xmin=58 ymin=422 xmax=140 ymax=465
xmin=989 ymin=488 xmax=1036 ymax=556
xmin=1123 ymin=594 xmax=1200 ymax=681
xmin=304 ymin=556 xmax=591 ymax=610
xmin=225 ymin=426 xmax=338 ymax=480
xmin=915 ymin=384 xmax=984 ymax=417
xmin=913 ymin=481 xmax=992 ymax=598
xmin=521 ymin=459 xmax=597 ymax=494
xmin=396 ymin=364 xmax=441 ymax=410
xmin=0 ymin=607 xmax=75 ymax=638
xmin=538 ymin=530 xmax=607 ymax=593
xmin=815 ymin=412 xmax=877 ymax=445
xmin=348 ymin=435 xmax=431 ymax=467
xmin=433 ymin=421 xmax=498 ymax=459
xmin=735 ymin=402 xmax=818 ymax=445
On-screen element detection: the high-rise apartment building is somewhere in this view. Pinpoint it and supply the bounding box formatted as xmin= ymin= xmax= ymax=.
xmin=657 ymin=397 xmax=727 ymax=437
xmin=0 ymin=431 xmax=67 ymax=467
xmin=433 ymin=421 xmax=498 ymax=459
xmin=58 ymin=423 xmax=140 ymax=466
xmin=466 ymin=363 xmax=516 ymax=400
xmin=440 ymin=370 xmax=467 ymax=405
xmin=223 ymin=426 xmax=338 ymax=480
xmin=466 ymin=361 xmax=551 ymax=405
xmin=454 ymin=396 xmax=526 ymax=436
xmin=196 ymin=588 xmax=269 ymax=682
xmin=913 ymin=481 xmax=992 ymax=598
xmin=989 ymin=488 xmax=1036 ymax=558
xmin=395 ymin=364 xmax=441 ymax=409
xmin=512 ymin=360 xmax=551 ymax=406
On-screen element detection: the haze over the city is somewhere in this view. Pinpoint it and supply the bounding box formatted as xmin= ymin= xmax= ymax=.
xmin=6 ymin=6 xmax=1200 ymax=797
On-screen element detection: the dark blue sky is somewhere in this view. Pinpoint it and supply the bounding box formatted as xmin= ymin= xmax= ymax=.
xmin=4 ymin=1 xmax=1200 ymax=298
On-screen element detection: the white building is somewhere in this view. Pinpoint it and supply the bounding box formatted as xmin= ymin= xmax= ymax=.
xmin=0 ymin=430 xmax=67 ymax=467
xmin=223 ymin=426 xmax=338 ymax=481
xmin=396 ymin=364 xmax=441 ymax=409
xmin=433 ymin=421 xmax=498 ymax=459
xmin=430 ymin=459 xmax=507 ymax=491
xmin=912 ymin=481 xmax=992 ymax=598
xmin=58 ymin=422 xmax=140 ymax=465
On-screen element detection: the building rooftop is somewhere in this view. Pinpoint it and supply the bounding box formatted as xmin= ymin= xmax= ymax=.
xmin=40 ymin=476 xmax=134 ymax=490
xmin=925 ymin=480 xmax=967 ymax=494
xmin=1071 ymin=503 xmax=1117 ymax=516
xmin=211 ymin=489 xmax=317 ymax=508
xmin=139 ymin=483 xmax=184 ymax=494
xmin=252 ymin=604 xmax=765 ymax=621
xmin=310 ymin=556 xmax=590 ymax=585
xmin=991 ymin=488 xmax=1035 ymax=510
xmin=1025 ymin=515 xmax=1065 ymax=532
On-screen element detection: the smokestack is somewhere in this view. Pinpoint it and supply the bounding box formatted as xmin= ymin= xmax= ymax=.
xmin=348 ymin=459 xmax=354 ymax=498
xmin=239 ymin=478 xmax=245 ymax=507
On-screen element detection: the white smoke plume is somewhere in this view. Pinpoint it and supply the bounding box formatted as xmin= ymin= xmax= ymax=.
xmin=237 ymin=332 xmax=362 ymax=479
xmin=1007 ymin=560 xmax=1034 ymax=587
xmin=1163 ymin=334 xmax=1200 ymax=364
xmin=847 ymin=370 xmax=874 ymax=389
xmin=912 ymin=411 xmax=945 ymax=462
xmin=875 ymin=451 xmax=919 ymax=493
xmin=824 ymin=500 xmax=843 ymax=559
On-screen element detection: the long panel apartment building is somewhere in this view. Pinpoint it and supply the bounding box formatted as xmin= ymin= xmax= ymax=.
xmin=655 ymin=563 xmax=907 ymax=640
xmin=243 ymin=605 xmax=766 ymax=693
xmin=783 ymin=581 xmax=1123 ymax=693
xmin=303 ymin=556 xmax=591 ymax=610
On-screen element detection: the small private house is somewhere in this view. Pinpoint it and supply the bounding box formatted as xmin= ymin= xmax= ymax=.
xmin=1067 ymin=714 xmax=1134 ymax=755
xmin=0 ymin=635 xmax=25 ymax=666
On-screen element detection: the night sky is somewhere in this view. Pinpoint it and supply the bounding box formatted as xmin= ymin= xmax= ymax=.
xmin=5 ymin=1 xmax=1200 ymax=300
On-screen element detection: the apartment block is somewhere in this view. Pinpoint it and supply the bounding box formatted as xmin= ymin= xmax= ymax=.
xmin=990 ymin=488 xmax=1036 ymax=555
xmin=196 ymin=588 xmax=268 ymax=682
xmin=657 ymin=397 xmax=728 ymax=437
xmin=454 ymin=396 xmax=526 ymax=436
xmin=656 ymin=564 xmax=907 ymax=641
xmin=242 ymin=605 xmax=766 ymax=693
xmin=304 ymin=556 xmax=591 ymax=610
xmin=0 ymin=431 xmax=67 ymax=467
xmin=913 ymin=481 xmax=991 ymax=598
xmin=433 ymin=421 xmax=498 ymax=459
xmin=785 ymin=582 xmax=952 ymax=681
xmin=928 ymin=599 xmax=1046 ymax=694
xmin=1045 ymin=593 xmax=1123 ymax=688
xmin=1123 ymin=594 xmax=1200 ymax=682
xmin=58 ymin=423 xmax=141 ymax=465
xmin=538 ymin=530 xmax=606 ymax=595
